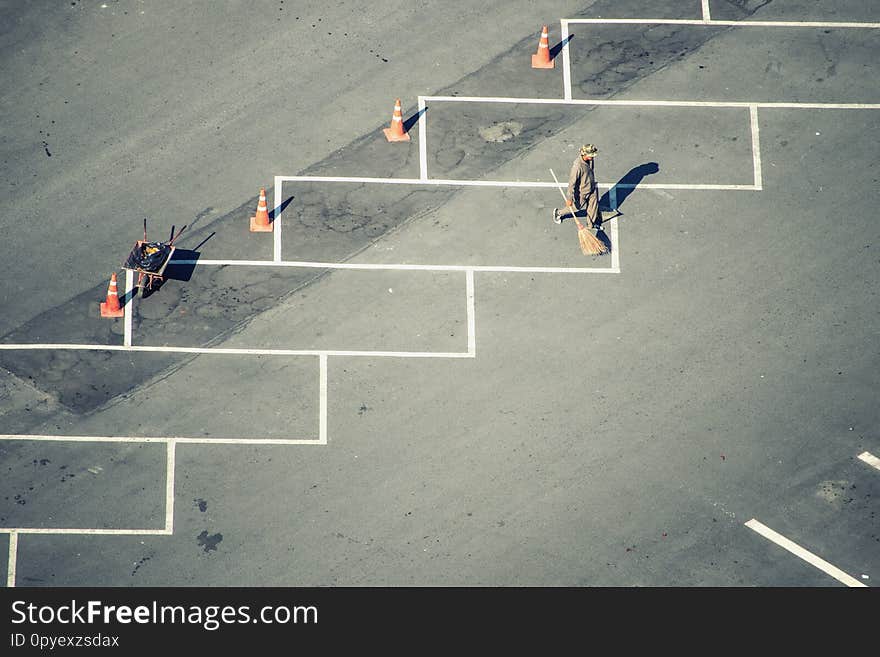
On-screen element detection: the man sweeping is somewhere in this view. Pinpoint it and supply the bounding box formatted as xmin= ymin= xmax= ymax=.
xmin=553 ymin=143 xmax=601 ymax=228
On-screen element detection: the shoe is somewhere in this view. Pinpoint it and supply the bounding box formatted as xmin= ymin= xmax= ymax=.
xmin=552 ymin=208 xmax=561 ymax=224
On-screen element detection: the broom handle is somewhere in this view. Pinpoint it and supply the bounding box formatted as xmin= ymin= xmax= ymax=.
xmin=549 ymin=168 xmax=585 ymax=230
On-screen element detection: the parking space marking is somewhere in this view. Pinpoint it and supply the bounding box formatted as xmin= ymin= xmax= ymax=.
xmin=561 ymin=20 xmax=572 ymax=101
xmin=749 ymin=105 xmax=763 ymax=190
xmin=273 ymin=181 xmax=283 ymax=263
xmin=319 ymin=354 xmax=328 ymax=444
xmin=438 ymin=94 xmax=880 ymax=112
xmin=466 ymin=270 xmax=476 ymax=356
xmin=418 ymin=97 xmax=428 ymax=180
xmin=0 ymin=344 xmax=474 ymax=358
xmin=165 ymin=440 xmax=176 ymax=532
xmin=745 ymin=518 xmax=867 ymax=587
xmin=6 ymin=532 xmax=17 ymax=588
xmin=423 ymin=98 xmax=761 ymax=189
xmin=0 ymin=528 xmax=172 ymax=535
xmin=279 ymin=171 xmax=758 ymax=192
xmin=1 ymin=352 xmax=327 ymax=446
xmin=124 ymin=268 xmax=134 ymax=347
xmin=858 ymin=451 xmax=880 ymax=472
xmin=0 ymin=436 xmax=324 ymax=446
xmin=562 ymin=17 xmax=880 ymax=102
xmin=565 ymin=19 xmax=880 ymax=28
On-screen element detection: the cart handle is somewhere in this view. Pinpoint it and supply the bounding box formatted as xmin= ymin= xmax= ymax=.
xmin=168 ymin=224 xmax=187 ymax=246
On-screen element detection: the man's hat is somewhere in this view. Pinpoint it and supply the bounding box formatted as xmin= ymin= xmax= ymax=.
xmin=580 ymin=143 xmax=598 ymax=157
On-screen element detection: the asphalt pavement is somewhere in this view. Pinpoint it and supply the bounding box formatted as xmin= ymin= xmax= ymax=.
xmin=1 ymin=0 xmax=878 ymax=588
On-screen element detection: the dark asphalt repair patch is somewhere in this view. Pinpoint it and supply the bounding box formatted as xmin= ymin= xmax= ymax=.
xmin=0 ymin=0 xmax=769 ymax=422
xmin=197 ymin=530 xmax=223 ymax=553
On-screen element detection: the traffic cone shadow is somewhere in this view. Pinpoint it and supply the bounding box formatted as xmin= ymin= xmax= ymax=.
xmin=402 ymin=106 xmax=427 ymax=134
xmin=269 ymin=195 xmax=295 ymax=223
xmin=549 ymin=33 xmax=574 ymax=60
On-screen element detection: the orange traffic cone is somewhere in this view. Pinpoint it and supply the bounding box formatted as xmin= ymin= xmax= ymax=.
xmin=382 ymin=98 xmax=410 ymax=142
xmin=100 ymin=272 xmax=125 ymax=318
xmin=531 ymin=25 xmax=554 ymax=69
xmin=249 ymin=187 xmax=272 ymax=232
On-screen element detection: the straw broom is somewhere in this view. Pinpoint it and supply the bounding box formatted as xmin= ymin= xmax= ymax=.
xmin=549 ymin=168 xmax=609 ymax=256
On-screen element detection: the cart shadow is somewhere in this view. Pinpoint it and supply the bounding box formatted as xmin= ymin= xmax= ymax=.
xmin=162 ymin=248 xmax=201 ymax=283
xmin=121 ymin=248 xmax=202 ymax=302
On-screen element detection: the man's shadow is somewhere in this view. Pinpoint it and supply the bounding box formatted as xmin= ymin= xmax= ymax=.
xmin=594 ymin=162 xmax=659 ymax=251
xmin=599 ymin=162 xmax=659 ymax=215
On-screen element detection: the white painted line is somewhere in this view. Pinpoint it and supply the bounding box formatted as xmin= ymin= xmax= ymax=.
xmin=418 ymin=96 xmax=428 ymax=181
xmin=319 ymin=354 xmax=328 ymax=445
xmin=6 ymin=532 xmax=17 ymax=588
xmin=749 ymin=105 xmax=763 ymax=190
xmin=609 ymin=187 xmax=620 ymax=272
xmin=0 ymin=434 xmax=325 ymax=446
xmin=0 ymin=434 xmax=171 ymax=443
xmin=422 ymin=95 xmax=880 ymax=110
xmin=701 ymin=0 xmax=711 ymax=22
xmin=274 ymin=176 xmax=282 ymax=262
xmin=275 ymin=175 xmax=758 ymax=190
xmin=174 ymin=438 xmax=323 ymax=445
xmin=466 ymin=269 xmax=476 ymax=356
xmin=0 ymin=344 xmax=476 ymax=357
xmin=164 ymin=439 xmax=176 ymax=532
xmin=858 ymin=451 xmax=880 ymax=471
xmin=97 ymin=260 xmax=618 ymax=273
xmin=750 ymin=102 xmax=880 ymax=109
xmin=745 ymin=518 xmax=867 ymax=587
xmin=124 ymin=268 xmax=133 ymax=347
xmin=0 ymin=528 xmax=172 ymax=536
xmin=565 ymin=18 xmax=880 ymax=28
xmin=561 ymin=19 xmax=572 ymax=101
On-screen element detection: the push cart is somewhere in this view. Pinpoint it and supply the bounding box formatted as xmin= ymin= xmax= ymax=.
xmin=122 ymin=218 xmax=187 ymax=298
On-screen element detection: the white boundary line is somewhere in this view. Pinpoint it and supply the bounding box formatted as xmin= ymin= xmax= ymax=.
xmin=466 ymin=270 xmax=476 ymax=356
xmin=164 ymin=440 xmax=176 ymax=532
xmin=0 ymin=528 xmax=172 ymax=536
xmin=745 ymin=518 xmax=867 ymax=587
xmin=0 ymin=435 xmax=325 ymax=446
xmin=858 ymin=451 xmax=880 ymax=471
xmin=319 ymin=354 xmax=328 ymax=445
xmin=561 ymin=19 xmax=572 ymax=101
xmin=6 ymin=532 xmax=17 ymax=588
xmin=418 ymin=96 xmax=428 ymax=180
xmin=749 ymin=104 xmax=763 ymax=190
xmin=276 ymin=174 xmax=758 ymax=191
xmin=609 ymin=189 xmax=620 ymax=272
xmin=172 ymin=258 xmax=615 ymax=274
xmin=422 ymin=95 xmax=880 ymax=110
xmin=0 ymin=344 xmax=476 ymax=358
xmin=0 ymin=356 xmax=327 ymax=446
xmin=274 ymin=176 xmax=283 ymax=262
xmin=124 ymin=269 xmax=134 ymax=347
xmin=565 ymin=18 xmax=880 ymax=28
xmin=189 ymin=258 xmax=619 ymax=272
xmin=701 ymin=0 xmax=711 ymax=22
